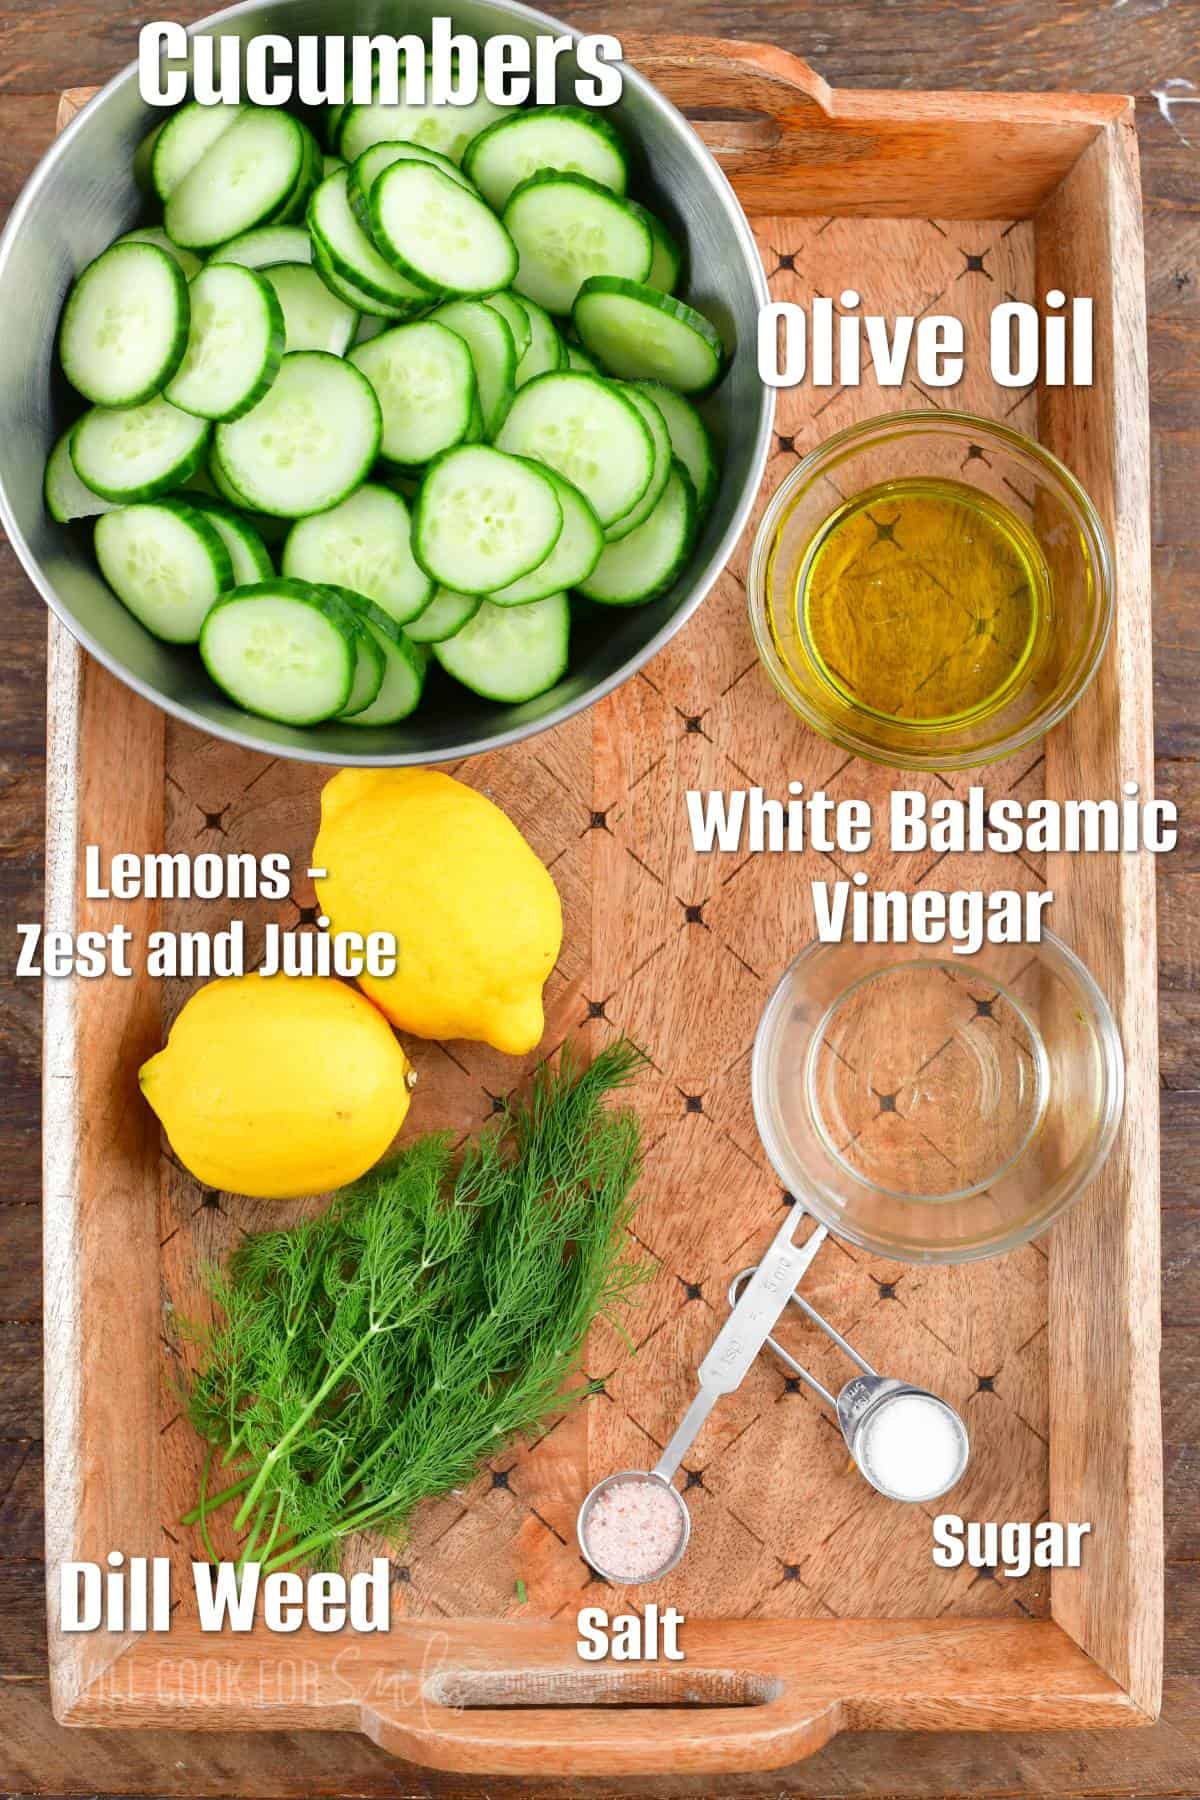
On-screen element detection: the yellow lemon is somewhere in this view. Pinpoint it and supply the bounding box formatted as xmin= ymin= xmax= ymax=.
xmin=314 ymin=768 xmax=563 ymax=1056
xmin=139 ymin=974 xmax=414 ymax=1199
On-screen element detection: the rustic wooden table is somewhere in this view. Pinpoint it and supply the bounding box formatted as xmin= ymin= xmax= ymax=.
xmin=1 ymin=2 xmax=1197 ymax=1795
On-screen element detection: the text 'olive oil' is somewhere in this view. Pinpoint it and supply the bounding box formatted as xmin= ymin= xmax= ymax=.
xmin=797 ymin=477 xmax=1051 ymax=728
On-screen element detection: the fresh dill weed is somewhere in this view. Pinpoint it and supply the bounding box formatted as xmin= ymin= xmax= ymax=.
xmin=180 ymin=1042 xmax=647 ymax=1574
xmin=797 ymin=477 xmax=1049 ymax=726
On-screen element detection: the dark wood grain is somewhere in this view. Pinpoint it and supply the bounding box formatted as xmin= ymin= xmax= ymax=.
xmin=1 ymin=2 xmax=1198 ymax=1795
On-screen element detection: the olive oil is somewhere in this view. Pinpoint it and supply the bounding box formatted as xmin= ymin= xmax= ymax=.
xmin=796 ymin=477 xmax=1049 ymax=727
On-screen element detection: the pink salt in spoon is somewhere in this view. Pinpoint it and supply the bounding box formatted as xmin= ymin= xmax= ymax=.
xmin=576 ymin=1204 xmax=828 ymax=1586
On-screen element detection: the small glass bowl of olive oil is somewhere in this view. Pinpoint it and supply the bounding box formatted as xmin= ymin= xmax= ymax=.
xmin=748 ymin=412 xmax=1113 ymax=770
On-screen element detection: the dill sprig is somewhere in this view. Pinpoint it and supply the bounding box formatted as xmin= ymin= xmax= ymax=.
xmin=181 ymin=1040 xmax=647 ymax=1572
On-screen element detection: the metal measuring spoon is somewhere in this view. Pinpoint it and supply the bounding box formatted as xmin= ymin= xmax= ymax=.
xmin=577 ymin=1206 xmax=829 ymax=1585
xmin=727 ymin=1268 xmax=970 ymax=1503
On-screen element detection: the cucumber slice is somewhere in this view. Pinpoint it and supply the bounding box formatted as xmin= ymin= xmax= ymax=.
xmin=573 ymin=278 xmax=726 ymax=394
xmin=403 ymin=585 xmax=481 ymax=643
xmin=463 ymin=106 xmax=628 ymax=212
xmin=185 ymin=497 xmax=274 ymax=585
xmin=322 ymin=152 xmax=346 ymax=179
xmin=602 ymin=385 xmax=672 ymax=542
xmin=349 ymin=140 xmax=475 ymax=216
xmin=71 ymin=398 xmax=210 ymax=502
xmin=263 ymin=261 xmax=357 ymax=354
xmin=628 ymin=202 xmax=683 ymax=294
xmin=509 ymin=294 xmax=565 ymax=386
xmin=635 ymin=381 xmax=719 ymax=516
xmin=309 ymin=233 xmax=415 ymax=321
xmin=565 ymin=341 xmax=600 ymax=375
xmin=482 ymin=290 xmax=531 ymax=362
xmin=95 ymin=499 xmax=233 ymax=641
xmin=430 ymin=298 xmax=516 ymax=439
xmin=504 ymin=172 xmax=652 ymax=317
xmin=59 ymin=241 xmax=189 ymax=407
xmin=339 ymin=596 xmax=430 ymax=725
xmin=115 ymin=227 xmax=203 ymax=281
xmin=487 ymin=470 xmax=602 ymax=605
xmin=205 ymin=447 xmax=290 ymax=544
xmin=413 ymin=445 xmax=563 ymax=594
xmin=152 ymin=101 xmax=244 ymax=201
xmin=164 ymin=263 xmax=285 ymax=421
xmin=270 ymin=123 xmax=323 ymax=225
xmin=340 ymin=93 xmax=512 ymax=167
xmin=282 ymin=482 xmax=432 ymax=623
xmin=200 ymin=579 xmax=357 ymax=723
xmin=368 ymin=161 xmax=516 ymax=298
xmin=133 ymin=124 xmax=162 ymax=194
xmin=215 ymin=351 xmax=381 ymax=518
xmin=44 ymin=427 xmax=117 ymax=523
xmin=433 ymin=592 xmax=569 ymax=704
xmin=338 ymin=613 xmax=387 ymax=717
xmin=166 ymin=110 xmax=306 ymax=251
xmin=308 ymin=170 xmax=430 ymax=313
xmin=495 ymin=371 xmax=653 ymax=527
xmin=349 ymin=320 xmax=476 ymax=467
xmin=577 ymin=459 xmax=697 ymax=605
xmin=211 ymin=223 xmax=312 ymax=269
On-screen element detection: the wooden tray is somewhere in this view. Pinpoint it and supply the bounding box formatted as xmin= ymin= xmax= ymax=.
xmin=43 ymin=41 xmax=1159 ymax=1778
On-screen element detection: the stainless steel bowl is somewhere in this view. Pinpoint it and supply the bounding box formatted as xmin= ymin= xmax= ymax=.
xmin=0 ymin=0 xmax=772 ymax=764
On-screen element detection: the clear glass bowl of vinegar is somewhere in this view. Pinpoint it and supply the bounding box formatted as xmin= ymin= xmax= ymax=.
xmin=751 ymin=932 xmax=1124 ymax=1264
xmin=748 ymin=411 xmax=1113 ymax=770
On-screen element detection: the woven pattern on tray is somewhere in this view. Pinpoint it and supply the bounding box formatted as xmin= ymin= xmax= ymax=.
xmin=156 ymin=216 xmax=1049 ymax=1626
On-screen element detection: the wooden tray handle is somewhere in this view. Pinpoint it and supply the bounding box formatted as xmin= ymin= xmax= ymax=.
xmin=620 ymin=33 xmax=833 ymax=155
xmin=357 ymin=1665 xmax=843 ymax=1777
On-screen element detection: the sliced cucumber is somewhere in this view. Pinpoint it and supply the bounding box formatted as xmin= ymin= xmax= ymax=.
xmin=414 ymin=445 xmax=563 ymax=594
xmin=310 ymin=233 xmax=414 ymax=321
xmin=495 ymin=371 xmax=653 ymax=527
xmin=504 ymin=172 xmax=651 ymax=317
xmin=95 ymin=499 xmax=233 ymax=641
xmin=60 ymin=241 xmax=189 ymax=407
xmin=71 ymin=398 xmax=210 ymax=502
xmin=482 ymin=290 xmax=531 ymax=362
xmin=433 ymin=593 xmax=569 ymax=704
xmin=339 ymin=595 xmax=430 ymax=725
xmin=349 ymin=140 xmax=475 ymax=217
xmin=211 ymin=223 xmax=312 ymax=269
xmin=573 ymin=278 xmax=726 ymax=394
xmin=403 ymin=585 xmax=481 ymax=643
xmin=636 ymin=381 xmax=719 ymax=515
xmin=166 ymin=109 xmax=306 ymax=251
xmin=338 ymin=615 xmax=386 ymax=716
xmin=152 ymin=101 xmax=244 ymax=201
xmin=133 ymin=123 xmax=162 ymax=194
xmin=509 ymin=294 xmax=565 ymax=386
xmin=215 ymin=351 xmax=381 ymax=517
xmin=308 ymin=169 xmax=429 ymax=313
xmin=282 ymin=482 xmax=432 ymax=623
xmin=322 ymin=152 xmax=346 ymax=179
xmin=205 ymin=447 xmax=290 ymax=543
xmin=368 ymin=161 xmax=516 ymax=298
xmin=430 ymin=298 xmax=516 ymax=439
xmin=577 ymin=459 xmax=697 ymax=605
xmin=565 ymin=341 xmax=600 ymax=375
xmin=200 ymin=579 xmax=357 ymax=723
xmin=349 ymin=320 xmax=476 ymax=467
xmin=487 ymin=470 xmax=602 ymax=605
xmin=263 ymin=261 xmax=357 ymax=355
xmin=271 ymin=123 xmax=323 ymax=225
xmin=628 ymin=202 xmax=683 ymax=294
xmin=603 ymin=384 xmax=672 ymax=542
xmin=340 ymin=93 xmax=512 ymax=167
xmin=164 ymin=263 xmax=285 ymax=421
xmin=115 ymin=226 xmax=203 ymax=281
xmin=463 ymin=106 xmax=628 ymax=212
xmin=44 ymin=428 xmax=117 ymax=523
xmin=186 ymin=497 xmax=274 ymax=585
